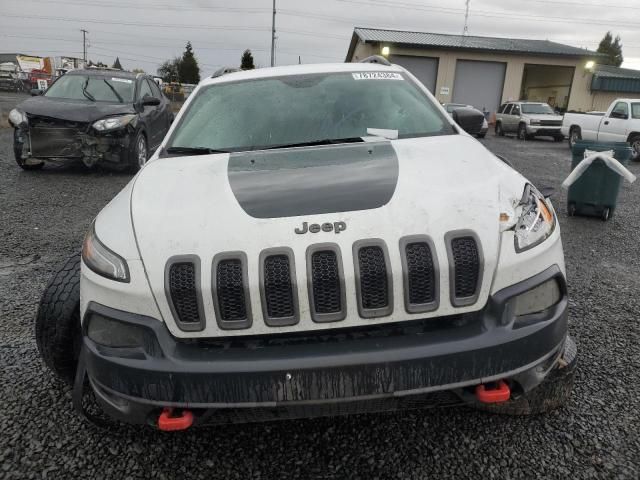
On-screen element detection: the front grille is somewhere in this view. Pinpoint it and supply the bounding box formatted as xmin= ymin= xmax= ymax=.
xmin=356 ymin=242 xmax=392 ymax=317
xmin=540 ymin=120 xmax=562 ymax=126
xmin=216 ymin=259 xmax=247 ymax=321
xmin=168 ymin=262 xmax=201 ymax=325
xmin=308 ymin=247 xmax=346 ymax=322
xmin=450 ymin=236 xmax=480 ymax=301
xmin=405 ymin=241 xmax=437 ymax=309
xmin=262 ymin=252 xmax=297 ymax=326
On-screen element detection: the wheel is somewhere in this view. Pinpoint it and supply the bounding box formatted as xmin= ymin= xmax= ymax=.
xmin=629 ymin=134 xmax=640 ymax=162
xmin=13 ymin=129 xmax=44 ymax=170
xmin=476 ymin=133 xmax=486 ymax=139
xmin=494 ymin=122 xmax=504 ymax=137
xmin=569 ymin=127 xmax=581 ymax=150
xmin=129 ymin=130 xmax=148 ymax=172
xmin=473 ymin=337 xmax=577 ymax=416
xmin=568 ymin=203 xmax=576 ymax=217
xmin=602 ymin=207 xmax=610 ymax=221
xmin=517 ymin=123 xmax=528 ymax=141
xmin=35 ymin=252 xmax=82 ymax=385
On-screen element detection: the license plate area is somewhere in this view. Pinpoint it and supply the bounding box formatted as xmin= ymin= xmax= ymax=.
xmin=30 ymin=127 xmax=82 ymax=157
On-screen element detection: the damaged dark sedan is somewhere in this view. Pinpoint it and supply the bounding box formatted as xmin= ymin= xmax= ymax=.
xmin=8 ymin=69 xmax=172 ymax=171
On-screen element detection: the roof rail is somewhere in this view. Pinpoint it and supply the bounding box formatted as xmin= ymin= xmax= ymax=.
xmin=359 ymin=55 xmax=391 ymax=66
xmin=211 ymin=67 xmax=240 ymax=78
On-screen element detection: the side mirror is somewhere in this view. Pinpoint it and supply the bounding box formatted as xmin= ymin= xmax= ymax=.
xmin=30 ymin=88 xmax=43 ymax=96
xmin=141 ymin=96 xmax=161 ymax=106
xmin=539 ymin=186 xmax=555 ymax=199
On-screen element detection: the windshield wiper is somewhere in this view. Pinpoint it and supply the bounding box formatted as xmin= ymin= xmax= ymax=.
xmin=81 ymin=77 xmax=95 ymax=102
xmin=164 ymin=146 xmax=231 ymax=156
xmin=103 ymin=79 xmax=123 ymax=103
xmin=259 ymin=137 xmax=364 ymax=151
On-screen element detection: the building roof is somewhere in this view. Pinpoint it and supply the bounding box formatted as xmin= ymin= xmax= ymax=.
xmin=591 ymin=64 xmax=640 ymax=93
xmin=347 ymin=27 xmax=601 ymax=60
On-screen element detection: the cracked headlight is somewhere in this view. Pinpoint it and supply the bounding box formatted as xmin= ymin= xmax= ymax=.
xmin=92 ymin=114 xmax=136 ymax=132
xmin=82 ymin=222 xmax=130 ymax=282
xmin=8 ymin=108 xmax=27 ymax=127
xmin=514 ymin=185 xmax=556 ymax=252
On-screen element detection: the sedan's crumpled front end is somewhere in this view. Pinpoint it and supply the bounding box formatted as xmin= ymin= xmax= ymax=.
xmin=76 ymin=134 xmax=577 ymax=427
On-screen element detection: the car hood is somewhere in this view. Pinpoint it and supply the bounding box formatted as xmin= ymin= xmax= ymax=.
xmin=129 ymin=135 xmax=527 ymax=337
xmin=18 ymin=96 xmax=135 ymax=123
xmin=524 ymin=113 xmax=563 ymax=122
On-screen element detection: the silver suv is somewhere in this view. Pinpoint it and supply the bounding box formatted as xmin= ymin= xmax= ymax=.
xmin=495 ymin=102 xmax=564 ymax=142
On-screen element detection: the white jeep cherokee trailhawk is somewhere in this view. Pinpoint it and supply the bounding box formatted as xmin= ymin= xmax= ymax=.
xmin=36 ymin=58 xmax=576 ymax=429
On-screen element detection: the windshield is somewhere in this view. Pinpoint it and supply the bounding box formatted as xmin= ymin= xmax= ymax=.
xmin=167 ymin=72 xmax=454 ymax=153
xmin=44 ymin=74 xmax=134 ymax=103
xmin=521 ymin=103 xmax=555 ymax=114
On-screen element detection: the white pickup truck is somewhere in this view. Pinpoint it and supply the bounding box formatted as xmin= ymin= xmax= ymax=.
xmin=561 ymin=98 xmax=640 ymax=160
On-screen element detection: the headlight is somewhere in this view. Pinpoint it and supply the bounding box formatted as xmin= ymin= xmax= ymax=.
xmin=8 ymin=108 xmax=27 ymax=127
xmin=530 ymin=119 xmax=541 ymax=125
xmin=514 ymin=185 xmax=556 ymax=252
xmin=82 ymin=222 xmax=130 ymax=282
xmin=92 ymin=114 xmax=136 ymax=132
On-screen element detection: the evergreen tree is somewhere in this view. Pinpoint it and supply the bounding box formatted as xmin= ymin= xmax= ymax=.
xmin=112 ymin=57 xmax=123 ymax=70
xmin=240 ymin=49 xmax=255 ymax=70
xmin=597 ymin=32 xmax=624 ymax=67
xmin=178 ymin=42 xmax=200 ymax=83
xmin=157 ymin=57 xmax=181 ymax=83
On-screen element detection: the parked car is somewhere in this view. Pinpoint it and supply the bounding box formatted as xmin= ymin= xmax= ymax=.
xmin=0 ymin=62 xmax=23 ymax=92
xmin=35 ymin=59 xmax=576 ymax=429
xmin=443 ymin=103 xmax=488 ymax=138
xmin=495 ymin=102 xmax=564 ymax=141
xmin=8 ymin=69 xmax=172 ymax=171
xmin=561 ymin=98 xmax=640 ymax=161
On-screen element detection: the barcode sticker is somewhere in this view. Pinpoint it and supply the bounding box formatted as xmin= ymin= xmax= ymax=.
xmin=111 ymin=78 xmax=133 ymax=84
xmin=352 ymin=72 xmax=403 ymax=80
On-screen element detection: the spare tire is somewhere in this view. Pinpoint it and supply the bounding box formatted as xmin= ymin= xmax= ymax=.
xmin=35 ymin=252 xmax=82 ymax=384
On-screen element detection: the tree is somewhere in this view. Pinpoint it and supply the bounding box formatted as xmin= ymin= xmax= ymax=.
xmin=132 ymin=68 xmax=145 ymax=74
xmin=157 ymin=57 xmax=181 ymax=83
xmin=178 ymin=41 xmax=200 ymax=84
xmin=112 ymin=57 xmax=123 ymax=70
xmin=597 ymin=31 xmax=623 ymax=67
xmin=240 ymin=49 xmax=255 ymax=70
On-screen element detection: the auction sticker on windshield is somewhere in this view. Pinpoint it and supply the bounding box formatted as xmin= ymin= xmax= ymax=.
xmin=111 ymin=78 xmax=133 ymax=83
xmin=352 ymin=72 xmax=403 ymax=80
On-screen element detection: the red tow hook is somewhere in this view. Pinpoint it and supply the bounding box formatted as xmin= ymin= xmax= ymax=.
xmin=158 ymin=408 xmax=194 ymax=431
xmin=475 ymin=380 xmax=511 ymax=404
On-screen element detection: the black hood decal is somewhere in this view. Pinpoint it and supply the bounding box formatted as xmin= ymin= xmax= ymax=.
xmin=228 ymin=142 xmax=398 ymax=218
xmin=19 ymin=96 xmax=135 ymax=123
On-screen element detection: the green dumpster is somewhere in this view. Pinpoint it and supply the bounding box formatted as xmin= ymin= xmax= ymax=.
xmin=567 ymin=141 xmax=632 ymax=221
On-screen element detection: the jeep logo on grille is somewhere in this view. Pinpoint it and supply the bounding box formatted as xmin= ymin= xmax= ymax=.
xmin=295 ymin=221 xmax=346 ymax=234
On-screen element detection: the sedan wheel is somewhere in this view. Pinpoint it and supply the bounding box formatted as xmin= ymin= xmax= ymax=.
xmin=137 ymin=134 xmax=148 ymax=168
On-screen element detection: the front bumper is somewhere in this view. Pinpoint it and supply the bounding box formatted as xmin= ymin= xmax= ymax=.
xmin=526 ymin=125 xmax=562 ymax=136
xmin=82 ymin=265 xmax=570 ymax=425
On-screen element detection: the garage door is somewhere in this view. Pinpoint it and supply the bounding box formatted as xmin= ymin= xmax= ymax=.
xmin=452 ymin=60 xmax=506 ymax=115
xmin=390 ymin=55 xmax=438 ymax=93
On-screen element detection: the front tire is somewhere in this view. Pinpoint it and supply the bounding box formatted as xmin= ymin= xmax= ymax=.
xmin=129 ymin=130 xmax=148 ymax=172
xmin=35 ymin=253 xmax=82 ymax=385
xmin=494 ymin=122 xmax=504 ymax=137
xmin=569 ymin=126 xmax=581 ymax=150
xmin=628 ymin=134 xmax=640 ymax=162
xmin=517 ymin=123 xmax=529 ymax=141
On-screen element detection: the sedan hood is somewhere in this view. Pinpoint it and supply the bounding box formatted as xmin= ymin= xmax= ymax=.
xmin=18 ymin=96 xmax=135 ymax=123
xmin=130 ymin=135 xmax=526 ymax=337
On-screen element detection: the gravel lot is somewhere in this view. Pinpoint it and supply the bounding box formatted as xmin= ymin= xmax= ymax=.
xmin=1 ymin=113 xmax=639 ymax=479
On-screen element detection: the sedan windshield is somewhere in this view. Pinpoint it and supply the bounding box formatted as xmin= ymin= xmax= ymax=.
xmin=167 ymin=72 xmax=455 ymax=153
xmin=521 ymin=103 xmax=555 ymax=114
xmin=45 ymin=74 xmax=134 ymax=103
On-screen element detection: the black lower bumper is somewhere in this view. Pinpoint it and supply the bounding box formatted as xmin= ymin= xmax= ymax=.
xmin=82 ymin=266 xmax=571 ymax=424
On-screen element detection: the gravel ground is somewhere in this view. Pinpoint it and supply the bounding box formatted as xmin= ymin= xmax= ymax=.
xmin=1 ymin=121 xmax=639 ymax=479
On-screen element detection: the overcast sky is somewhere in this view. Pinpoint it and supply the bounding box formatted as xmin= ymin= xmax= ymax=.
xmin=1 ymin=0 xmax=639 ymax=75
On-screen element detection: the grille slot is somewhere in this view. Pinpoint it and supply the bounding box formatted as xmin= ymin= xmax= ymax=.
xmin=307 ymin=245 xmax=346 ymax=323
xmin=166 ymin=258 xmax=204 ymax=331
xmin=260 ymin=249 xmax=298 ymax=326
xmin=448 ymin=234 xmax=482 ymax=306
xmin=354 ymin=240 xmax=392 ymax=318
xmin=401 ymin=237 xmax=438 ymax=313
xmin=212 ymin=253 xmax=252 ymax=330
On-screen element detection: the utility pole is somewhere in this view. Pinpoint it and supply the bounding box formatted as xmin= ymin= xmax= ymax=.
xmin=81 ymin=29 xmax=88 ymax=62
xmin=270 ymin=0 xmax=276 ymax=67
xmin=462 ymin=0 xmax=470 ymax=36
